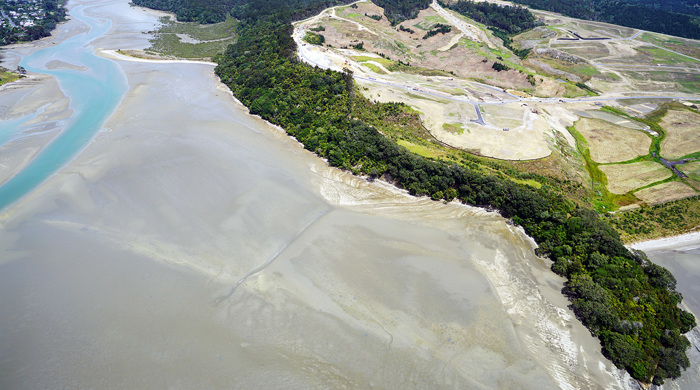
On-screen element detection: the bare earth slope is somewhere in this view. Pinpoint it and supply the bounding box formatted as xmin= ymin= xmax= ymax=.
xmin=294 ymin=0 xmax=700 ymax=208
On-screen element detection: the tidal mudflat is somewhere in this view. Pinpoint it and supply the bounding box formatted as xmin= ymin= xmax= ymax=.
xmin=0 ymin=0 xmax=677 ymax=388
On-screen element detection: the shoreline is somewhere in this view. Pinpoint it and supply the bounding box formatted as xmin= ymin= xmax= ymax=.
xmin=628 ymin=229 xmax=700 ymax=252
xmin=206 ymin=69 xmax=506 ymax=219
xmin=98 ymin=49 xmax=217 ymax=66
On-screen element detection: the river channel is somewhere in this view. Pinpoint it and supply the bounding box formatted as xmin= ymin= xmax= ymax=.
xmin=0 ymin=0 xmax=697 ymax=388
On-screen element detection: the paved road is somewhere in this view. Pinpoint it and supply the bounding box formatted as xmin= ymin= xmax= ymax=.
xmin=597 ymin=63 xmax=700 ymax=72
xmin=430 ymin=0 xmax=477 ymax=41
xmin=1 ymin=10 xmax=17 ymax=28
xmin=352 ymin=74 xmax=699 ymax=124
xmin=304 ymin=45 xmax=700 ymax=125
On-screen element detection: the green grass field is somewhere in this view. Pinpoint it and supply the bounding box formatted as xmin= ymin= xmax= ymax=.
xmin=398 ymin=140 xmax=445 ymax=158
xmin=442 ymin=122 xmax=464 ymax=134
xmin=637 ymin=46 xmax=700 ymax=65
xmin=362 ymin=63 xmax=387 ymax=73
xmin=353 ymin=56 xmax=394 ymax=67
xmin=0 ymin=69 xmax=19 ymax=86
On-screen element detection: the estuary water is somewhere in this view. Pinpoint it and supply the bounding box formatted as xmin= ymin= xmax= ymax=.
xmin=0 ymin=0 xmax=697 ymax=388
xmin=0 ymin=5 xmax=127 ymax=209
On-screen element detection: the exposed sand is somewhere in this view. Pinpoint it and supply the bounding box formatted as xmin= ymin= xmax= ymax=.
xmin=45 ymin=59 xmax=88 ymax=71
xmin=630 ymin=230 xmax=700 ymax=252
xmin=0 ymin=0 xmax=673 ymax=388
xmin=0 ymin=75 xmax=70 ymax=184
xmin=99 ymin=48 xmax=217 ymax=65
xmin=0 ymin=74 xmax=67 ymax=120
xmin=1 ymin=58 xmax=632 ymax=387
xmin=0 ymin=130 xmax=60 ymax=186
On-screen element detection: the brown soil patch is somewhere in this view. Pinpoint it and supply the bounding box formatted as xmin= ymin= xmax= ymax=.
xmin=634 ymin=181 xmax=698 ymax=204
xmin=324 ymin=6 xmax=531 ymax=89
xmin=533 ymin=77 xmax=566 ymax=97
xmin=599 ymin=162 xmax=671 ymax=194
xmin=616 ymin=70 xmax=699 ymax=93
xmin=577 ymin=118 xmax=651 ymax=163
xmin=554 ymin=44 xmax=610 ymax=60
xmin=570 ymin=19 xmax=636 ymax=37
xmin=660 ymin=109 xmax=700 ymax=159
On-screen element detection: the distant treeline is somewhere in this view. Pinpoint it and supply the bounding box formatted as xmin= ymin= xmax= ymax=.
xmin=422 ymin=23 xmax=451 ymax=39
xmin=508 ymin=0 xmax=700 ymax=39
xmin=440 ymin=0 xmax=537 ymax=34
xmin=131 ymin=0 xmax=238 ymax=23
xmin=437 ymin=0 xmax=536 ymax=58
xmin=370 ymin=0 xmax=431 ymax=25
xmin=136 ymin=0 xmax=697 ymax=384
xmin=132 ymin=0 xmax=350 ymax=23
xmin=627 ymin=0 xmax=700 ymax=17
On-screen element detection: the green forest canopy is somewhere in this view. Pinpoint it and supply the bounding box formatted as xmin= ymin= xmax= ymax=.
xmin=370 ymin=0 xmax=431 ymax=25
xmin=440 ymin=0 xmax=536 ymax=34
xmin=508 ymin=0 xmax=700 ymax=39
xmin=134 ymin=0 xmax=697 ymax=384
xmin=131 ymin=0 xmax=238 ymax=23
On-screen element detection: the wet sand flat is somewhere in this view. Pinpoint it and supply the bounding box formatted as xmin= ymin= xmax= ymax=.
xmin=0 ymin=0 xmax=651 ymax=388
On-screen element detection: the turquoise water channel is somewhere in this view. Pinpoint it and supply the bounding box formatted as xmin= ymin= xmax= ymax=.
xmin=0 ymin=5 xmax=128 ymax=210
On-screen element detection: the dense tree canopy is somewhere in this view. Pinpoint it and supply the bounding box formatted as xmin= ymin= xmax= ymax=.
xmin=627 ymin=0 xmax=700 ymax=17
xmin=131 ymin=0 xmax=238 ymax=23
xmin=441 ymin=0 xmax=536 ymax=34
xmin=508 ymin=0 xmax=700 ymax=39
xmin=370 ymin=0 xmax=431 ymax=25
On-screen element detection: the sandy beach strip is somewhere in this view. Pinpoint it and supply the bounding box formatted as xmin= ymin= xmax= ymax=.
xmin=98 ymin=49 xmax=216 ymax=66
xmin=629 ymin=230 xmax=700 ymax=252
